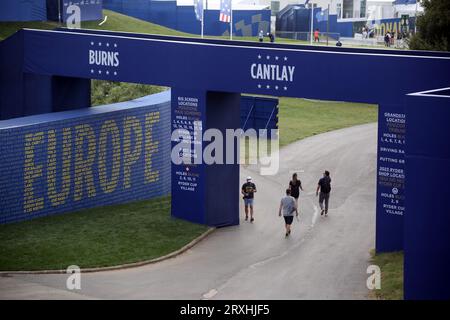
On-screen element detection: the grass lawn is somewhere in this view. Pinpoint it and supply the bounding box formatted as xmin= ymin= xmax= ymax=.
xmin=0 ymin=196 xmax=208 ymax=271
xmin=369 ymin=250 xmax=404 ymax=300
xmin=278 ymin=98 xmax=378 ymax=147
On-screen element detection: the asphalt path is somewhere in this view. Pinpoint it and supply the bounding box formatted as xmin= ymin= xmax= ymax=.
xmin=0 ymin=123 xmax=377 ymax=299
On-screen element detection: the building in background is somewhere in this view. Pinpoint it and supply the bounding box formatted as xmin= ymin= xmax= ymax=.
xmin=275 ymin=0 xmax=423 ymax=39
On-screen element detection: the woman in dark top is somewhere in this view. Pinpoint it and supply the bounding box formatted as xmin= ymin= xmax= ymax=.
xmin=289 ymin=173 xmax=303 ymax=208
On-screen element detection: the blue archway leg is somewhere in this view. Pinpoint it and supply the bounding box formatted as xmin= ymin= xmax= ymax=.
xmin=171 ymin=88 xmax=240 ymax=227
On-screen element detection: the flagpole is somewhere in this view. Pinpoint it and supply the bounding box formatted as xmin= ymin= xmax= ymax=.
xmin=201 ymin=0 xmax=204 ymax=38
xmin=230 ymin=0 xmax=233 ymax=40
xmin=310 ymin=2 xmax=314 ymax=44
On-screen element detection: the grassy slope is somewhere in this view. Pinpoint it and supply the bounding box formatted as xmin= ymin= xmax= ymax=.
xmin=0 ymin=197 xmax=208 ymax=271
xmin=278 ymin=98 xmax=377 ymax=147
xmin=0 ymin=10 xmax=189 ymax=41
xmin=370 ymin=251 xmax=404 ymax=300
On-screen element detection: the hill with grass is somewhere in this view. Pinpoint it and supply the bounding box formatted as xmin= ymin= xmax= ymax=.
xmin=0 ymin=9 xmax=191 ymax=41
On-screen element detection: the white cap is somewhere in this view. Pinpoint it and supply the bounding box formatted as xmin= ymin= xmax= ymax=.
xmin=246 ymin=176 xmax=252 ymax=181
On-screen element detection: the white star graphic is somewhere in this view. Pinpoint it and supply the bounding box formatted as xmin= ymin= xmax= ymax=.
xmin=258 ymin=55 xmax=261 ymax=59
xmin=106 ymin=71 xmax=109 ymax=75
xmin=284 ymin=56 xmax=288 ymax=61
xmin=90 ymin=69 xmax=94 ymax=73
xmin=266 ymin=55 xmax=270 ymax=60
xmin=275 ymin=56 xmax=279 ymax=60
xmin=114 ymin=71 xmax=117 ymax=75
xmin=98 ymin=42 xmax=102 ymax=46
xmin=90 ymin=42 xmax=94 ymax=46
xmin=114 ymin=43 xmax=117 ymax=48
xmin=106 ymin=43 xmax=110 ymax=47
xmin=283 ymin=86 xmax=288 ymax=90
xmin=275 ymin=85 xmax=279 ymax=90
xmin=257 ymin=84 xmax=261 ymax=88
xmin=266 ymin=85 xmax=270 ymax=89
xmin=98 ymin=70 xmax=102 ymax=74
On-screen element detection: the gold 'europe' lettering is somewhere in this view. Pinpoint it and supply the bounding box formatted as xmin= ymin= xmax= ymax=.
xmin=145 ymin=112 xmax=160 ymax=184
xmin=21 ymin=112 xmax=161 ymax=213
xmin=98 ymin=120 xmax=121 ymax=193
xmin=74 ymin=124 xmax=97 ymax=201
xmin=123 ymin=116 xmax=143 ymax=189
xmin=23 ymin=132 xmax=45 ymax=213
xmin=47 ymin=128 xmax=72 ymax=207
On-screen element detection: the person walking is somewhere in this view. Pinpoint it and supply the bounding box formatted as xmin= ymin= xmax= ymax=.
xmin=258 ymin=30 xmax=264 ymax=42
xmin=242 ymin=176 xmax=257 ymax=222
xmin=288 ymin=173 xmax=303 ymax=208
xmin=279 ymin=189 xmax=298 ymax=237
xmin=316 ymin=170 xmax=331 ymax=216
xmin=314 ymin=29 xmax=320 ymax=43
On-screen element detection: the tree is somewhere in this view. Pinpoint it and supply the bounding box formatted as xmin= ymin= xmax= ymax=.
xmin=409 ymin=0 xmax=450 ymax=51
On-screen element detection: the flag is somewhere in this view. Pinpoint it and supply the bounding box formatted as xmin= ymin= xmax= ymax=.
xmin=316 ymin=9 xmax=328 ymax=22
xmin=219 ymin=0 xmax=232 ymax=23
xmin=194 ymin=0 xmax=203 ymax=21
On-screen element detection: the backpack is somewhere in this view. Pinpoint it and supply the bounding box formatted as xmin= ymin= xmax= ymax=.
xmin=321 ymin=177 xmax=331 ymax=193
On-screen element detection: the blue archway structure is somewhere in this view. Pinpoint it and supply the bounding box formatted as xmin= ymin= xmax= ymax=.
xmin=0 ymin=28 xmax=449 ymax=299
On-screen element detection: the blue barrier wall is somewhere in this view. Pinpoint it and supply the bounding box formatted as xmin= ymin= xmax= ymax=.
xmin=0 ymin=0 xmax=47 ymax=21
xmin=0 ymin=91 xmax=171 ymax=224
xmin=404 ymin=89 xmax=450 ymax=299
xmin=103 ymin=0 xmax=271 ymax=36
xmin=241 ymin=96 xmax=278 ymax=139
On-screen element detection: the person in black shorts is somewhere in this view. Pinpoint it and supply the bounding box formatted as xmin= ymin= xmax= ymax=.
xmin=316 ymin=170 xmax=331 ymax=216
xmin=241 ymin=176 xmax=257 ymax=222
xmin=279 ymin=189 xmax=298 ymax=237
xmin=289 ymin=173 xmax=303 ymax=209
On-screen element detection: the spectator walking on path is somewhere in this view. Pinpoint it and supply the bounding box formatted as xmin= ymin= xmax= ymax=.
xmin=242 ymin=176 xmax=257 ymax=222
xmin=279 ymin=189 xmax=298 ymax=237
xmin=258 ymin=30 xmax=264 ymax=42
xmin=288 ymin=173 xmax=303 ymax=209
xmin=314 ymin=29 xmax=320 ymax=42
xmin=316 ymin=170 xmax=331 ymax=216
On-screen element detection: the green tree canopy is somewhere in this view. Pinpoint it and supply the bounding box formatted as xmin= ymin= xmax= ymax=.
xmin=409 ymin=0 xmax=450 ymax=51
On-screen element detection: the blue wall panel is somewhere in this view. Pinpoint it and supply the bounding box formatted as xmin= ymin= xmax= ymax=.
xmin=0 ymin=91 xmax=172 ymax=224
xmin=0 ymin=0 xmax=47 ymax=22
xmin=241 ymin=96 xmax=278 ymax=139
xmin=404 ymin=93 xmax=450 ymax=299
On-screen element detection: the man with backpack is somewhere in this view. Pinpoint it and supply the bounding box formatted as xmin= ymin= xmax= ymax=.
xmin=316 ymin=170 xmax=331 ymax=216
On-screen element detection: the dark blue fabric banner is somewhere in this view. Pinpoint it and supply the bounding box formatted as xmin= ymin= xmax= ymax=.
xmin=17 ymin=29 xmax=450 ymax=106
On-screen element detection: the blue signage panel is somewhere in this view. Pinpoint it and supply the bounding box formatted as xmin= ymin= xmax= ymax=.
xmin=376 ymin=103 xmax=406 ymax=252
xmin=62 ymin=0 xmax=103 ymax=22
xmin=171 ymin=88 xmax=207 ymax=224
xmin=170 ymin=89 xmax=240 ymax=226
xmin=15 ymin=29 xmax=450 ymax=106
